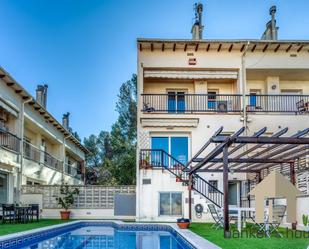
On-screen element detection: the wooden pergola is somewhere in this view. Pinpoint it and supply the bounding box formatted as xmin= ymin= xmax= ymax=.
xmin=187 ymin=126 xmax=309 ymax=237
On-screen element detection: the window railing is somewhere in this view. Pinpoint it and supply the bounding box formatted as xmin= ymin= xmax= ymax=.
xmin=142 ymin=93 xmax=309 ymax=114
xmin=0 ymin=128 xmax=20 ymax=153
xmin=142 ymin=94 xmax=242 ymax=113
xmin=23 ymin=141 xmax=62 ymax=171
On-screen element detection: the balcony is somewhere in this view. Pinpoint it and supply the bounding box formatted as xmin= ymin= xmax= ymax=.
xmin=142 ymin=93 xmax=242 ymax=113
xmin=0 ymin=128 xmax=20 ymax=153
xmin=65 ymin=163 xmax=84 ymax=181
xmin=23 ymin=141 xmax=62 ymax=172
xmin=245 ymin=94 xmax=309 ymax=113
xmin=141 ymin=94 xmax=309 ymax=114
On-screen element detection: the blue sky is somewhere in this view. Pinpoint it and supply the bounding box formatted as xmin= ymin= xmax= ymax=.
xmin=1 ymin=0 xmax=309 ymax=139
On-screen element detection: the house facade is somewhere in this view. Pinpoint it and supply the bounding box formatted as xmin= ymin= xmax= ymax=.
xmin=0 ymin=67 xmax=88 ymax=204
xmin=136 ymin=6 xmax=309 ymax=222
xmin=136 ymin=38 xmax=309 ymax=222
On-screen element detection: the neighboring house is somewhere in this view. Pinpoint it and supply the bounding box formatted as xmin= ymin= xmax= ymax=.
xmin=136 ymin=5 xmax=309 ymax=222
xmin=0 ymin=67 xmax=88 ymax=204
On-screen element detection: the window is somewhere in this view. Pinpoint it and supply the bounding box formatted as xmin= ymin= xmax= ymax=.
xmin=171 ymin=137 xmax=188 ymax=165
xmin=159 ymin=192 xmax=182 ymax=216
xmin=0 ymin=173 xmax=8 ymax=204
xmin=207 ymin=90 xmax=218 ymax=109
xmin=151 ymin=136 xmax=189 ymax=166
xmin=167 ymin=91 xmax=186 ymax=113
xmin=24 ymin=137 xmax=31 ymax=159
xmin=209 ymin=180 xmax=218 ymax=193
xmin=151 ymin=137 xmax=169 ymax=166
xmin=249 ymin=90 xmax=261 ymax=106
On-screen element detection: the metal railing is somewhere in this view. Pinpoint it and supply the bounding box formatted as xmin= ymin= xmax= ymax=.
xmin=245 ymin=94 xmax=309 ymax=113
xmin=142 ymin=93 xmax=309 ymax=114
xmin=139 ymin=149 xmax=223 ymax=207
xmin=65 ymin=163 xmax=84 ymax=181
xmin=0 ymin=128 xmax=20 ymax=153
xmin=142 ymin=94 xmax=242 ymax=113
xmin=23 ymin=141 xmax=62 ymax=171
xmin=140 ymin=149 xmax=188 ymax=180
xmin=192 ymin=174 xmax=223 ymax=208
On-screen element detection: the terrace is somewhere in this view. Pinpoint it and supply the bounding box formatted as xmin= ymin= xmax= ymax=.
xmin=141 ymin=93 xmax=309 ymax=114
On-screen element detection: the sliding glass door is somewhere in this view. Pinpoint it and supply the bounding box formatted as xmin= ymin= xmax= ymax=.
xmin=151 ymin=137 xmax=169 ymax=166
xmin=167 ymin=92 xmax=185 ymax=113
xmin=171 ymin=137 xmax=188 ymax=165
xmin=0 ymin=172 xmax=8 ymax=204
xmin=151 ymin=136 xmax=189 ymax=166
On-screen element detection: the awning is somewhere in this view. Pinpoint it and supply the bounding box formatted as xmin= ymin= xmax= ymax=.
xmin=144 ymin=70 xmax=238 ymax=79
xmin=0 ymin=97 xmax=19 ymax=118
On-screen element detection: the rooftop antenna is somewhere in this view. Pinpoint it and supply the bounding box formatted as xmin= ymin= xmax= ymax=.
xmin=191 ymin=2 xmax=204 ymax=40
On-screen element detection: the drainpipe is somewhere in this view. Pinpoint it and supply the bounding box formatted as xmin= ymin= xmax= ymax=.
xmin=241 ymin=41 xmax=250 ymax=134
xmin=18 ymin=97 xmax=33 ymax=202
xmin=62 ymin=134 xmax=72 ymax=183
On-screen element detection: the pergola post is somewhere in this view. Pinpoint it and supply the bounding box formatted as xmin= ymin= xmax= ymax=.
xmin=188 ymin=173 xmax=192 ymax=220
xmin=223 ymin=145 xmax=229 ymax=237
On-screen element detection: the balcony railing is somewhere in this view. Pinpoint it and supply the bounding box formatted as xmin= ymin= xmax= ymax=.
xmin=245 ymin=94 xmax=309 ymax=113
xmin=142 ymin=93 xmax=242 ymax=113
xmin=65 ymin=163 xmax=84 ymax=181
xmin=142 ymin=93 xmax=309 ymax=114
xmin=23 ymin=141 xmax=62 ymax=171
xmin=0 ymin=128 xmax=20 ymax=153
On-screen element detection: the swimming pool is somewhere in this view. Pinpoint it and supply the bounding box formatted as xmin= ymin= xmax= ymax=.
xmin=0 ymin=221 xmax=219 ymax=249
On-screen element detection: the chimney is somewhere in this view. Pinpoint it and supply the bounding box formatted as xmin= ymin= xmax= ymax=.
xmin=261 ymin=6 xmax=278 ymax=40
xmin=191 ymin=3 xmax=204 ymax=40
xmin=36 ymin=84 xmax=48 ymax=108
xmin=62 ymin=112 xmax=70 ymax=130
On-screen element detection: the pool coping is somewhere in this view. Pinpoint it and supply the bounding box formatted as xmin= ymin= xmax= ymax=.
xmin=0 ymin=220 xmax=221 ymax=249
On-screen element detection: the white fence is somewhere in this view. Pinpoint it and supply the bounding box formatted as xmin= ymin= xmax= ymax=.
xmin=21 ymin=185 xmax=136 ymax=219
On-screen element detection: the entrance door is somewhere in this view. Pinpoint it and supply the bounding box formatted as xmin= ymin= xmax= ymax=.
xmin=0 ymin=172 xmax=8 ymax=204
xmin=228 ymin=182 xmax=238 ymax=206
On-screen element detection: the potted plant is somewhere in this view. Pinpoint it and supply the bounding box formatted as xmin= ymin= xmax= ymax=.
xmin=302 ymin=214 xmax=309 ymax=231
xmin=140 ymin=153 xmax=152 ymax=169
xmin=56 ymin=184 xmax=79 ymax=220
xmin=177 ymin=218 xmax=191 ymax=229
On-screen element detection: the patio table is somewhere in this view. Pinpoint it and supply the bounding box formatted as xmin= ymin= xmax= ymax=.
xmin=229 ymin=207 xmax=255 ymax=232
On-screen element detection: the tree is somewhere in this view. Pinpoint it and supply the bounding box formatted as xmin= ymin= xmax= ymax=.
xmin=83 ymin=74 xmax=137 ymax=185
xmin=110 ymin=74 xmax=137 ymax=185
xmin=84 ymin=134 xmax=102 ymax=168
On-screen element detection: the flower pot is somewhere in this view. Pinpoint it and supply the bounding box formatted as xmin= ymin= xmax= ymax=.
xmin=176 ymin=177 xmax=182 ymax=182
xmin=60 ymin=210 xmax=71 ymax=220
xmin=176 ymin=218 xmax=191 ymax=229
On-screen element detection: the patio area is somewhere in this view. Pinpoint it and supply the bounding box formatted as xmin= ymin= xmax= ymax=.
xmin=190 ymin=223 xmax=308 ymax=249
xmin=187 ymin=126 xmax=309 ymax=236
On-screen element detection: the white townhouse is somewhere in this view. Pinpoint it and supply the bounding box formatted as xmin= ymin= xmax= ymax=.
xmin=136 ymin=5 xmax=309 ymax=223
xmin=0 ymin=66 xmax=88 ymax=204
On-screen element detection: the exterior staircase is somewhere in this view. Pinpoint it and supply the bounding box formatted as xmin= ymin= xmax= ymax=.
xmin=140 ymin=149 xmax=223 ymax=208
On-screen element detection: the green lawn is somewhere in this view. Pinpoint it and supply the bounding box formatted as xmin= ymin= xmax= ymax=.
xmin=0 ymin=219 xmax=71 ymax=236
xmin=189 ymin=223 xmax=309 ymax=249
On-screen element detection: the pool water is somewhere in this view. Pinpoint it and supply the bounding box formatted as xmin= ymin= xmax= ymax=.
xmin=20 ymin=226 xmax=188 ymax=249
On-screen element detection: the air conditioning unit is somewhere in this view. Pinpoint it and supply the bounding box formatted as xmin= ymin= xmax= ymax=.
xmin=216 ymin=100 xmax=232 ymax=112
